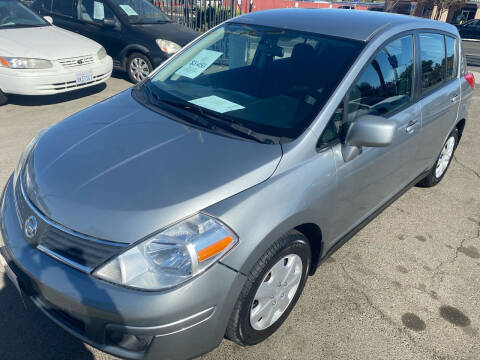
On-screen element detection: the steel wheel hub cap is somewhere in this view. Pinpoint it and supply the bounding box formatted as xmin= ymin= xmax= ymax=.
xmin=130 ymin=57 xmax=150 ymax=82
xmin=250 ymin=254 xmax=303 ymax=331
xmin=435 ymin=136 xmax=455 ymax=178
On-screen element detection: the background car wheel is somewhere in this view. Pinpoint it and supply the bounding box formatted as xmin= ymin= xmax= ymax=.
xmin=126 ymin=53 xmax=152 ymax=83
xmin=0 ymin=90 xmax=8 ymax=106
xmin=417 ymin=127 xmax=459 ymax=188
xmin=226 ymin=230 xmax=311 ymax=346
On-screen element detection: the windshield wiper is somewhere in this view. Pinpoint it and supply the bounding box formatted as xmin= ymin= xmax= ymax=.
xmin=0 ymin=24 xmax=47 ymax=28
xmin=159 ymin=99 xmax=277 ymax=144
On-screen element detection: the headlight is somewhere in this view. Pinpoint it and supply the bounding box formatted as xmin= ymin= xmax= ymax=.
xmin=93 ymin=213 xmax=238 ymax=290
xmin=156 ymin=39 xmax=181 ymax=54
xmin=0 ymin=57 xmax=53 ymax=69
xmin=13 ymin=127 xmax=50 ymax=186
xmin=97 ymin=47 xmax=107 ymax=60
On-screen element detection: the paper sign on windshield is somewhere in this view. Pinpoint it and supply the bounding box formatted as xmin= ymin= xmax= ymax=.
xmin=119 ymin=4 xmax=139 ymax=16
xmin=93 ymin=1 xmax=105 ymax=20
xmin=175 ymin=50 xmax=222 ymax=79
xmin=189 ymin=96 xmax=245 ymax=114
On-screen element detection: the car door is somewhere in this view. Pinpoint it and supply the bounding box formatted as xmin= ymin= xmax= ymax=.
xmin=417 ymin=33 xmax=460 ymax=171
xmin=318 ymin=34 xmax=423 ymax=248
xmin=47 ymin=0 xmax=78 ymax=32
xmin=75 ymin=0 xmax=125 ymax=61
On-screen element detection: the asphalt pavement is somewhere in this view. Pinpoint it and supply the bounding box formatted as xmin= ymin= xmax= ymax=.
xmin=0 ymin=72 xmax=479 ymax=360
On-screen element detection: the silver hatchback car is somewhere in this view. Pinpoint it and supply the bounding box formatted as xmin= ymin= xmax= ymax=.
xmin=0 ymin=9 xmax=474 ymax=360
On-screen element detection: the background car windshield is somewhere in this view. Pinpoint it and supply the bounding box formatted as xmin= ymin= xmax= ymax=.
xmin=147 ymin=23 xmax=364 ymax=139
xmin=0 ymin=0 xmax=47 ymax=27
xmin=111 ymin=0 xmax=169 ymax=23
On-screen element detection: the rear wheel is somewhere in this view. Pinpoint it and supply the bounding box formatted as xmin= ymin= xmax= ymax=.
xmin=126 ymin=53 xmax=152 ymax=83
xmin=0 ymin=90 xmax=7 ymax=106
xmin=226 ymin=230 xmax=310 ymax=346
xmin=418 ymin=128 xmax=459 ymax=187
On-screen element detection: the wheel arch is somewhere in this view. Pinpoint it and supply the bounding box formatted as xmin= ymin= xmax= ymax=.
xmin=121 ymin=45 xmax=152 ymax=69
xmin=294 ymin=223 xmax=323 ymax=275
xmin=456 ymin=118 xmax=466 ymax=142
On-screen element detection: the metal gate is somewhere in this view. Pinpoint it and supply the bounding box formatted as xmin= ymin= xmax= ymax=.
xmin=152 ymin=0 xmax=242 ymax=32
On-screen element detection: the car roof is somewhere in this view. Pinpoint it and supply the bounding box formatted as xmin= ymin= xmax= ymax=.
xmin=230 ymin=8 xmax=458 ymax=42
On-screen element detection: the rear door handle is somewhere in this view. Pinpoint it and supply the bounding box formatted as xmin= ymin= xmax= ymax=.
xmin=451 ymin=93 xmax=460 ymax=102
xmin=406 ymin=120 xmax=417 ymax=133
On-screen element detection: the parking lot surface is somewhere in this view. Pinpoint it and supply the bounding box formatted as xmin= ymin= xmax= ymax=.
xmin=0 ymin=73 xmax=479 ymax=360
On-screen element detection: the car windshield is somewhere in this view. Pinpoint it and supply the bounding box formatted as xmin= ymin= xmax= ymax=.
xmin=111 ymin=0 xmax=170 ymax=24
xmin=135 ymin=23 xmax=364 ymax=142
xmin=0 ymin=0 xmax=48 ymax=28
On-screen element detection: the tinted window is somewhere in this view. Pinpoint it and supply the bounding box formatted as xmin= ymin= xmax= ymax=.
xmin=79 ymin=0 xmax=116 ymax=23
xmin=347 ymin=35 xmax=413 ymax=121
xmin=446 ymin=36 xmax=456 ymax=79
xmin=111 ymin=0 xmax=169 ymax=24
xmin=52 ymin=0 xmax=73 ymax=16
xmin=140 ymin=23 xmax=364 ymax=141
xmin=419 ymin=33 xmax=445 ymax=90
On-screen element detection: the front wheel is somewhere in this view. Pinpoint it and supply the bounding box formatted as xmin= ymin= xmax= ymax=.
xmin=418 ymin=128 xmax=459 ymax=187
xmin=226 ymin=231 xmax=311 ymax=346
xmin=126 ymin=53 xmax=153 ymax=83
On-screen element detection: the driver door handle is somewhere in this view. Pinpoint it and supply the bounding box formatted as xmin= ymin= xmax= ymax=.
xmin=406 ymin=120 xmax=417 ymax=133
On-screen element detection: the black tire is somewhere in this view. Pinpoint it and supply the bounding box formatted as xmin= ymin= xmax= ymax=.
xmin=0 ymin=90 xmax=8 ymax=106
xmin=226 ymin=230 xmax=311 ymax=346
xmin=417 ymin=127 xmax=459 ymax=188
xmin=126 ymin=52 xmax=153 ymax=84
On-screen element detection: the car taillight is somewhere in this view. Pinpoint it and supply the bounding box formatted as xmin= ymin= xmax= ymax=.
xmin=465 ymin=72 xmax=475 ymax=89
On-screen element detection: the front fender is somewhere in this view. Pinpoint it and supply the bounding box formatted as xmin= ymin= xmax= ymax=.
xmin=204 ymin=147 xmax=337 ymax=276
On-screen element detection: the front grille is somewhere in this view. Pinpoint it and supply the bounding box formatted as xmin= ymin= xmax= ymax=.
xmin=15 ymin=177 xmax=127 ymax=272
xmin=58 ymin=55 xmax=95 ymax=68
xmin=40 ymin=227 xmax=123 ymax=269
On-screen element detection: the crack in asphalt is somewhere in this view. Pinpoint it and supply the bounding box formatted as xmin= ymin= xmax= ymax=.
xmin=430 ymin=230 xmax=480 ymax=285
xmin=453 ymin=155 xmax=480 ymax=180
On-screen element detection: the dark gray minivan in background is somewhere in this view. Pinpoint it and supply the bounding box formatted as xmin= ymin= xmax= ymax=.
xmin=0 ymin=9 xmax=474 ymax=360
xmin=31 ymin=0 xmax=199 ymax=83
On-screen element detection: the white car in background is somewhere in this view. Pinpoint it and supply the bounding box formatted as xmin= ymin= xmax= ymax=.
xmin=0 ymin=0 xmax=113 ymax=105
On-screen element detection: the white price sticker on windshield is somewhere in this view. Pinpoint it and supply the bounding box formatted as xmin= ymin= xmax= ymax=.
xmin=119 ymin=4 xmax=138 ymax=16
xmin=175 ymin=50 xmax=222 ymax=79
xmin=189 ymin=95 xmax=244 ymax=113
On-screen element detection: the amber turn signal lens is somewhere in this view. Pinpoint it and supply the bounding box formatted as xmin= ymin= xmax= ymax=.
xmin=197 ymin=236 xmax=233 ymax=263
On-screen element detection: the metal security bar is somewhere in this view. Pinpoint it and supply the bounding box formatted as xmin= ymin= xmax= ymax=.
xmin=152 ymin=0 xmax=242 ymax=32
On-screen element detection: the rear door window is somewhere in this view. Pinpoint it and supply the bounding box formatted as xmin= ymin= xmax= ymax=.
xmin=419 ymin=33 xmax=446 ymax=91
xmin=51 ymin=0 xmax=74 ymax=17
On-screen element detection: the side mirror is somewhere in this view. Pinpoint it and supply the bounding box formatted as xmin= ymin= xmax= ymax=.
xmin=341 ymin=115 xmax=396 ymax=162
xmin=103 ymin=18 xmax=116 ymax=28
xmin=43 ymin=16 xmax=53 ymax=24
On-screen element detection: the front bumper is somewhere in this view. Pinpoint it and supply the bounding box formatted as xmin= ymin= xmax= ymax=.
xmin=0 ymin=176 xmax=246 ymax=360
xmin=0 ymin=56 xmax=113 ymax=96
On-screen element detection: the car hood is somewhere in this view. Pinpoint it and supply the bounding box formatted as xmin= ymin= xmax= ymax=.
xmin=25 ymin=90 xmax=282 ymax=244
xmin=132 ymin=22 xmax=200 ymax=46
xmin=0 ymin=26 xmax=101 ymax=59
